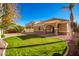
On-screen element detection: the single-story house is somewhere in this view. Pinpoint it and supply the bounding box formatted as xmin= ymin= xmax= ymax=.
xmin=24 ymin=18 xmax=71 ymax=35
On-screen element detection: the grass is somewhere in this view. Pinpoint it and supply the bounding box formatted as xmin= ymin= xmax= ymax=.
xmin=4 ymin=34 xmax=66 ymax=56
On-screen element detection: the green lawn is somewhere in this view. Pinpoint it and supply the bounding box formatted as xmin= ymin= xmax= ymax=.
xmin=4 ymin=34 xmax=66 ymax=56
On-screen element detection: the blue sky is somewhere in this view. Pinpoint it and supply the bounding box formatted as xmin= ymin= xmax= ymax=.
xmin=16 ymin=3 xmax=79 ymax=26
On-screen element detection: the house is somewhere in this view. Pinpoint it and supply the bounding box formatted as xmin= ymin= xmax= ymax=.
xmin=24 ymin=18 xmax=70 ymax=35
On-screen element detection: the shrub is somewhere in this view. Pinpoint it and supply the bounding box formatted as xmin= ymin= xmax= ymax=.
xmin=1 ymin=34 xmax=5 ymax=38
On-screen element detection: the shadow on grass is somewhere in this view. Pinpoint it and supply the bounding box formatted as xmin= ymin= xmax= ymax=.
xmin=17 ymin=34 xmax=45 ymax=40
xmin=53 ymin=47 xmax=67 ymax=56
xmin=53 ymin=53 xmax=62 ymax=56
xmin=0 ymin=41 xmax=63 ymax=49
xmin=8 ymin=41 xmax=63 ymax=49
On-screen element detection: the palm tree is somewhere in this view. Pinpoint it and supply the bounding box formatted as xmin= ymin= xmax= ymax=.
xmin=62 ymin=4 xmax=79 ymax=55
xmin=62 ymin=3 xmax=75 ymax=36
xmin=0 ymin=3 xmax=18 ymax=39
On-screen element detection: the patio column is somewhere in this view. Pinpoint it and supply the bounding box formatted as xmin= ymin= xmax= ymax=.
xmin=55 ymin=23 xmax=58 ymax=35
xmin=44 ymin=25 xmax=47 ymax=34
xmin=67 ymin=22 xmax=72 ymax=36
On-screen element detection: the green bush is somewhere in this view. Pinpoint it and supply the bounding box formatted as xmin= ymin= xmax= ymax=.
xmin=1 ymin=34 xmax=5 ymax=38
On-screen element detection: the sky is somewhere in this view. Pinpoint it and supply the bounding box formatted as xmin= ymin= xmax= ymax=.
xmin=16 ymin=3 xmax=79 ymax=26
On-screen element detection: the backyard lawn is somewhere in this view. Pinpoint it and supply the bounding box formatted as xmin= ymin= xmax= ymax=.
xmin=4 ymin=34 xmax=67 ymax=56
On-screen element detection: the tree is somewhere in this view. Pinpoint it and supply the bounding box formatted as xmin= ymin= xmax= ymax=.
xmin=0 ymin=3 xmax=18 ymax=38
xmin=5 ymin=23 xmax=23 ymax=33
xmin=62 ymin=3 xmax=75 ymax=36
xmin=62 ymin=3 xmax=79 ymax=56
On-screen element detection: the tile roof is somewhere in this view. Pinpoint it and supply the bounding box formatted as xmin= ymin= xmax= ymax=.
xmin=26 ymin=18 xmax=68 ymax=27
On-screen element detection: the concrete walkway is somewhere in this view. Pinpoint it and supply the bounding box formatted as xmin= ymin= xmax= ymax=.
xmin=4 ymin=33 xmax=26 ymax=38
xmin=0 ymin=40 xmax=8 ymax=56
